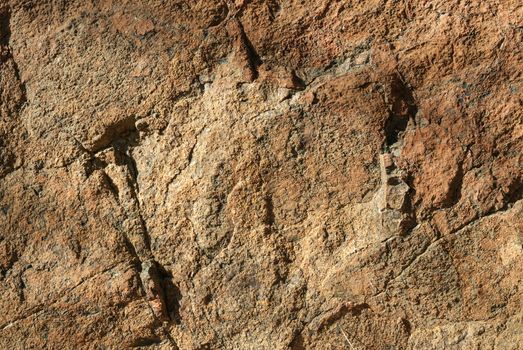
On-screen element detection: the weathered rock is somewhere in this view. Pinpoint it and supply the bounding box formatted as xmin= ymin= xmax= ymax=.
xmin=0 ymin=0 xmax=522 ymax=349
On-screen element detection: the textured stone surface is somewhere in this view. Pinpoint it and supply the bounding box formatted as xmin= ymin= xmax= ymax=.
xmin=0 ymin=0 xmax=522 ymax=349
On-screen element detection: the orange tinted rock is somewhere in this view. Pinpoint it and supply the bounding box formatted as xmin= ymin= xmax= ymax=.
xmin=0 ymin=0 xmax=522 ymax=349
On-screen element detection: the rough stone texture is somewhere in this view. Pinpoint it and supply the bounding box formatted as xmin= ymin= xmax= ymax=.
xmin=0 ymin=1 xmax=522 ymax=349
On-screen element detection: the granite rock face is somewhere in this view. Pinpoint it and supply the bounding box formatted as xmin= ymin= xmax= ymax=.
xmin=1 ymin=1 xmax=522 ymax=349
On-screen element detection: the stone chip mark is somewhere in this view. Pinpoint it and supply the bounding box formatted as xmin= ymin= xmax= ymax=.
xmin=86 ymin=114 xmax=138 ymax=153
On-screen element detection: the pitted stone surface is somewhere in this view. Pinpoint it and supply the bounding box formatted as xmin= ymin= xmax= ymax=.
xmin=0 ymin=1 xmax=522 ymax=349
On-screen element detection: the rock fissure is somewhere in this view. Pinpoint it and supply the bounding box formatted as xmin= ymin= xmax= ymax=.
xmin=0 ymin=7 xmax=27 ymax=113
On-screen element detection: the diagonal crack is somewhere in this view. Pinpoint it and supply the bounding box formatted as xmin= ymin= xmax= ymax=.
xmin=377 ymin=198 xmax=522 ymax=294
xmin=162 ymin=126 xmax=207 ymax=206
xmin=84 ymin=128 xmax=175 ymax=328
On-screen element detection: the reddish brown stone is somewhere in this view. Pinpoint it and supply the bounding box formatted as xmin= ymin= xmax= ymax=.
xmin=0 ymin=1 xmax=522 ymax=349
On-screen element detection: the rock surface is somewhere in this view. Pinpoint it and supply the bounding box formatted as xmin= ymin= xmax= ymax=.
xmin=1 ymin=0 xmax=522 ymax=349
